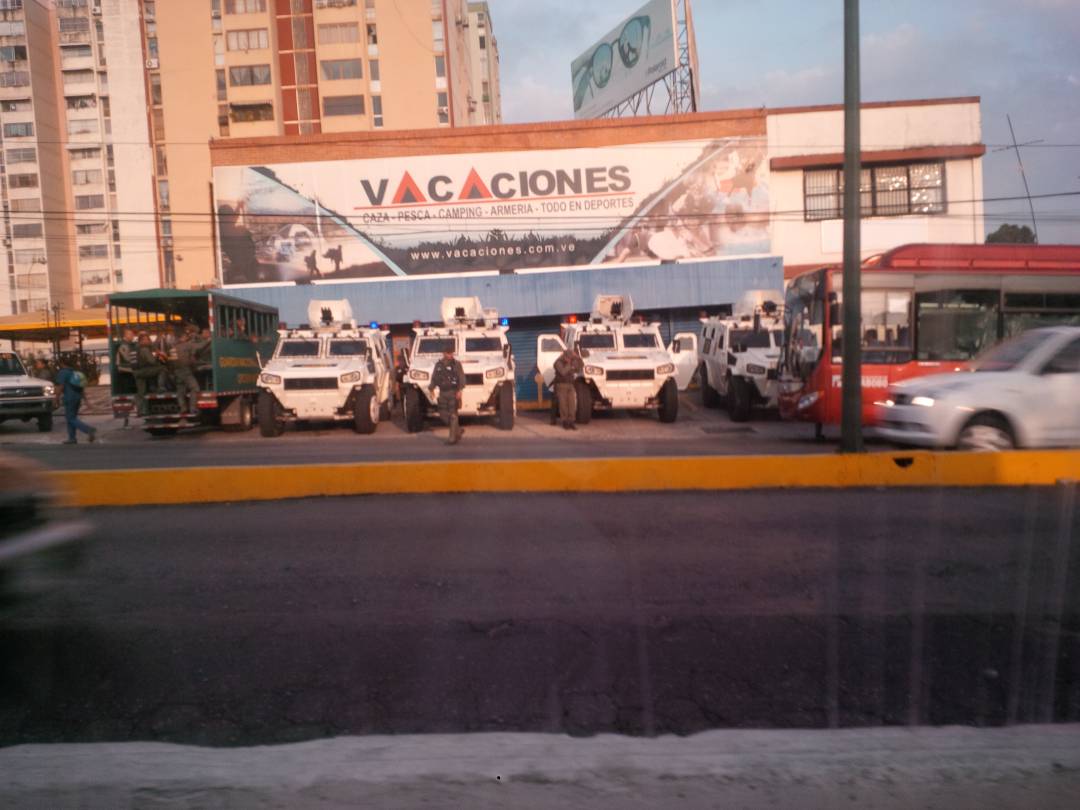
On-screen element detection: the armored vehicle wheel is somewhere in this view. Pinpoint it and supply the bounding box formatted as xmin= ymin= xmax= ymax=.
xmin=37 ymin=413 xmax=53 ymax=432
xmin=257 ymin=391 xmax=284 ymax=437
xmin=658 ymin=377 xmax=679 ymax=423
xmin=700 ymin=364 xmax=720 ymax=408
xmin=404 ymin=385 xmax=425 ymax=433
xmin=729 ymin=376 xmax=751 ymax=422
xmin=497 ymin=382 xmax=514 ymax=430
xmin=574 ymin=380 xmax=592 ymax=424
xmin=354 ymin=385 xmax=378 ymax=434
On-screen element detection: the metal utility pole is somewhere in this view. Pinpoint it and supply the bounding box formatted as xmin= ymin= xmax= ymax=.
xmin=1005 ymin=114 xmax=1040 ymax=243
xmin=840 ymin=0 xmax=863 ymax=453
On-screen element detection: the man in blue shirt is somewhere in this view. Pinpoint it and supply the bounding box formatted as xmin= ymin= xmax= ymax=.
xmin=54 ymin=360 xmax=97 ymax=445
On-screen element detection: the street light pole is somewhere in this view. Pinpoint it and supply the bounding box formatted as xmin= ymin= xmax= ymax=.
xmin=840 ymin=0 xmax=863 ymax=453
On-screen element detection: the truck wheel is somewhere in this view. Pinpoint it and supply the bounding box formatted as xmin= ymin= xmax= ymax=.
xmin=37 ymin=413 xmax=53 ymax=432
xmin=353 ymin=386 xmax=378 ymax=435
xmin=223 ymin=397 xmax=254 ymax=432
xmin=574 ymin=380 xmax=592 ymax=424
xmin=404 ymin=385 xmax=425 ymax=433
xmin=728 ymin=377 xmax=751 ymax=422
xmin=497 ymin=382 xmax=514 ymax=430
xmin=700 ymin=364 xmax=719 ymax=408
xmin=658 ymin=378 xmax=679 ymax=423
xmin=257 ymin=391 xmax=284 ymax=437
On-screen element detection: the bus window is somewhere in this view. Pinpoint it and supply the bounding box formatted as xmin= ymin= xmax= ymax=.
xmin=1003 ymin=291 xmax=1080 ymax=337
xmin=915 ymin=290 xmax=998 ymax=361
xmin=828 ymin=290 xmax=911 ymax=364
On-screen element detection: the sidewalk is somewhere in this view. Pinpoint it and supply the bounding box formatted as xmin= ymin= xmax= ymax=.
xmin=2 ymin=725 xmax=1079 ymax=809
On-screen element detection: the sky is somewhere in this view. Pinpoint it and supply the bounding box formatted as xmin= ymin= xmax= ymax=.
xmin=490 ymin=0 xmax=1080 ymax=243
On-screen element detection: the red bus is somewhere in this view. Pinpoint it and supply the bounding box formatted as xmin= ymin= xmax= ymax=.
xmin=778 ymin=243 xmax=1080 ymax=433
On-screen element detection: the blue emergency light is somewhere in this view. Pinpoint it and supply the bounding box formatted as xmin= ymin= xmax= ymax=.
xmin=370 ymin=321 xmax=379 ymax=328
xmin=499 ymin=317 xmax=509 ymax=327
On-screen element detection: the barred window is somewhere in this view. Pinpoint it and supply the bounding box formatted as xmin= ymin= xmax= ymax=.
xmin=8 ymin=172 xmax=37 ymax=188
xmin=803 ymin=161 xmax=946 ymax=221
xmin=0 ymin=71 xmax=30 ymax=87
xmin=75 ymin=194 xmax=105 ymax=210
xmin=3 ymin=121 xmax=32 ymax=137
xmin=229 ymin=64 xmax=271 ymax=86
xmin=225 ymin=28 xmax=268 ymax=50
xmin=7 ymin=147 xmax=36 ymax=163
xmin=72 ymin=169 xmax=102 ymax=185
xmin=318 ymin=22 xmax=359 ymax=44
xmin=323 ymin=94 xmax=364 ymax=116
xmin=12 ymin=222 xmax=43 ymax=238
xmin=320 ymin=58 xmax=362 ymax=80
xmin=79 ymin=244 xmax=109 ymax=259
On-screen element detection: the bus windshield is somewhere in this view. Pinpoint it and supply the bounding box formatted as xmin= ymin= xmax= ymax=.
xmin=417 ymin=337 xmax=456 ymax=355
xmin=279 ymin=340 xmax=321 ymax=357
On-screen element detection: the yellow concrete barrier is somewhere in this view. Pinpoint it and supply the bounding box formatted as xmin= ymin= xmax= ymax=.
xmin=50 ymin=449 xmax=1080 ymax=507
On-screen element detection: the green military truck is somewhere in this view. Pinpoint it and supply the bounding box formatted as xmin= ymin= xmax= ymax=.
xmin=107 ymin=289 xmax=278 ymax=436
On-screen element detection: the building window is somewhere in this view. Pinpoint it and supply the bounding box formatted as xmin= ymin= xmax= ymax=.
xmin=323 ymin=94 xmax=364 ymax=116
xmin=479 ymin=35 xmax=486 ymax=50
xmin=65 ymin=95 xmax=96 ymax=110
xmin=0 ymin=21 xmax=26 ymax=37
xmin=75 ymin=194 xmax=105 ymax=210
xmin=369 ymin=58 xmax=379 ymax=81
xmin=144 ymin=1 xmax=155 ymax=19
xmin=6 ymin=147 xmax=36 ymax=164
xmin=315 ymin=0 xmax=357 ymax=7
xmin=152 ymin=73 xmax=164 ymax=104
xmin=0 ymin=45 xmax=27 ymax=61
xmin=431 ymin=19 xmax=443 ymax=50
xmin=155 ymin=145 xmax=168 ymax=175
xmin=434 ymin=55 xmax=445 ymax=78
xmin=157 ymin=179 xmax=170 ymax=211
xmin=371 ymin=94 xmax=382 ymax=127
xmin=70 ymin=147 xmax=99 ymax=160
xmin=0 ymin=98 xmax=31 ymax=112
xmin=3 ymin=122 xmax=33 ymax=137
xmin=229 ymin=101 xmax=274 ymax=122
xmin=320 ymin=58 xmax=362 ymax=80
xmin=218 ymin=104 xmax=230 ymax=136
xmin=803 ymin=161 xmax=947 ymax=221
xmin=75 ymin=222 xmax=107 ymax=235
xmin=0 ymin=71 xmax=30 ymax=87
xmin=8 ymin=173 xmax=37 ymax=189
xmin=78 ymin=244 xmax=110 ymax=259
xmin=318 ymin=22 xmax=359 ymax=44
xmin=224 ymin=0 xmax=266 ymax=12
xmin=213 ymin=34 xmax=224 ymax=65
xmin=62 ymin=69 xmax=94 ymax=85
xmin=366 ymin=23 xmax=377 ymax=44
xmin=58 ymin=17 xmax=90 ymax=34
xmin=229 ymin=64 xmax=272 ymax=86
xmin=225 ymin=28 xmax=269 ymax=50
xmin=11 ymin=198 xmax=41 ymax=213
xmin=12 ymin=223 xmax=43 ymax=238
xmin=14 ymin=249 xmax=45 ymax=264
xmin=72 ymin=169 xmax=102 ymax=185
xmin=152 ymin=108 xmax=165 ymax=140
xmin=67 ymin=118 xmax=100 ymax=137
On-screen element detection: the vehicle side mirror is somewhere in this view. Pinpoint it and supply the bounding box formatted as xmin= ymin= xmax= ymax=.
xmin=671 ymin=339 xmax=681 ymax=354
xmin=367 ymin=359 xmax=376 ymax=374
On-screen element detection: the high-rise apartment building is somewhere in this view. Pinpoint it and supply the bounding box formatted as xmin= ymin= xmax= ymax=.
xmin=0 ymin=0 xmax=502 ymax=314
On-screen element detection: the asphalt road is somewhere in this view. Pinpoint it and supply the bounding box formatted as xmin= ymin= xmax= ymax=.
xmin=2 ymin=487 xmax=1078 ymax=747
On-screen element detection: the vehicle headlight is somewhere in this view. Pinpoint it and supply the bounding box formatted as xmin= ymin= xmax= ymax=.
xmin=911 ymin=395 xmax=936 ymax=408
xmin=340 ymin=371 xmax=362 ymax=384
xmin=485 ymin=367 xmax=505 ymax=379
xmin=797 ymin=390 xmax=821 ymax=411
xmin=656 ymin=363 xmax=675 ymax=375
xmin=43 ymin=384 xmax=55 ymax=396
xmin=260 ymin=373 xmax=282 ymax=386
xmin=409 ymin=368 xmax=429 ymax=381
xmin=584 ymin=365 xmax=604 ymax=376
xmin=746 ymin=364 xmax=767 ymax=375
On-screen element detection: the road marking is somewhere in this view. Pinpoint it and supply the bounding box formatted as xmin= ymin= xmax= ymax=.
xmin=49 ymin=450 xmax=1080 ymax=507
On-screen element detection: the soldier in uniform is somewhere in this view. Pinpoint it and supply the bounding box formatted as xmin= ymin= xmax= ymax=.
xmin=173 ymin=326 xmax=210 ymax=416
xmin=132 ymin=332 xmax=166 ymax=416
xmin=428 ymin=343 xmax=465 ymax=444
xmin=553 ymin=346 xmax=584 ymax=430
xmin=114 ymin=329 xmax=138 ymax=428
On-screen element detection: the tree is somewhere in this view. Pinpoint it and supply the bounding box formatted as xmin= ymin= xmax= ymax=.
xmin=986 ymin=223 xmax=1036 ymax=244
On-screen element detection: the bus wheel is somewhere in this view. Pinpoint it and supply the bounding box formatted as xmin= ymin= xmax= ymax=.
xmin=729 ymin=377 xmax=751 ymax=422
xmin=658 ymin=378 xmax=679 ymax=423
xmin=497 ymin=382 xmax=514 ymax=431
xmin=957 ymin=413 xmax=1014 ymax=452
xmin=574 ymin=380 xmax=593 ymax=424
xmin=37 ymin=413 xmax=53 ymax=432
xmin=353 ymin=386 xmax=378 ymax=435
xmin=700 ymin=365 xmax=719 ymax=408
xmin=257 ymin=391 xmax=284 ymax=437
xmin=404 ymin=386 xmax=425 ymax=433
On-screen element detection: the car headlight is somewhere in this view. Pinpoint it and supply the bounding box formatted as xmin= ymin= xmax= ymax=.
xmin=911 ymin=395 xmax=936 ymax=408
xmin=797 ymin=390 xmax=820 ymax=411
xmin=260 ymin=373 xmax=282 ymax=386
xmin=485 ymin=367 xmax=505 ymax=379
xmin=656 ymin=363 xmax=675 ymax=375
xmin=584 ymin=365 xmax=604 ymax=376
xmin=340 ymin=371 xmax=362 ymax=384
xmin=409 ymin=368 xmax=429 ymax=381
xmin=746 ymin=364 xmax=767 ymax=375
xmin=43 ymin=384 xmax=55 ymax=396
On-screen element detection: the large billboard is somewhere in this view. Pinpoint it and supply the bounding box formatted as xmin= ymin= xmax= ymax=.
xmin=213 ymin=136 xmax=769 ymax=286
xmin=571 ymin=0 xmax=678 ymax=119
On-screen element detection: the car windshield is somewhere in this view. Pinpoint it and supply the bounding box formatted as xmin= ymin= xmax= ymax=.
xmin=622 ymin=333 xmax=658 ymax=349
xmin=278 ymin=339 xmax=321 ymax=357
xmin=578 ymin=333 xmax=616 ymax=350
xmin=730 ymin=328 xmax=773 ymax=349
xmin=417 ymin=337 xmax=457 ymax=355
xmin=464 ymin=337 xmax=503 ymax=353
xmin=971 ymin=329 xmax=1053 ymax=372
xmin=328 ymin=339 xmax=368 ymax=357
xmin=0 ymin=352 xmax=26 ymax=375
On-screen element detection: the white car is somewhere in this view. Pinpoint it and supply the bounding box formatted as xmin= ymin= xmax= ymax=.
xmin=876 ymin=326 xmax=1080 ymax=450
xmin=0 ymin=352 xmax=56 ymax=433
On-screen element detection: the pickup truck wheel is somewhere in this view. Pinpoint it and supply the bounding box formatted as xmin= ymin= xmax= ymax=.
xmin=574 ymin=380 xmax=592 ymax=424
xmin=257 ymin=391 xmax=284 ymax=437
xmin=37 ymin=413 xmax=53 ymax=432
xmin=700 ymin=364 xmax=719 ymax=408
xmin=497 ymin=382 xmax=514 ymax=430
xmin=403 ymin=386 xmax=425 ymax=433
xmin=354 ymin=386 xmax=378 ymax=434
xmin=729 ymin=377 xmax=751 ymax=422
xmin=658 ymin=378 xmax=679 ymax=423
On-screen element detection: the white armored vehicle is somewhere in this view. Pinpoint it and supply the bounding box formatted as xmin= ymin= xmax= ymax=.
xmin=256 ymin=299 xmax=393 ymax=436
xmin=698 ymin=289 xmax=784 ymax=422
xmin=401 ymin=297 xmax=516 ymax=432
xmin=536 ymin=294 xmax=697 ymax=423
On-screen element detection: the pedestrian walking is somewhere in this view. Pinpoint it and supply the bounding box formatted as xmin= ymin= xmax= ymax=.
xmin=54 ymin=359 xmax=96 ymax=445
xmin=428 ymin=343 xmax=465 ymax=444
xmin=173 ymin=327 xmax=210 ymax=415
xmin=553 ymin=346 xmax=584 ymax=430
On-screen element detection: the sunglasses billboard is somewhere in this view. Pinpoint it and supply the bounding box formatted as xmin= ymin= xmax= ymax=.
xmin=573 ymin=15 xmax=652 ymax=112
